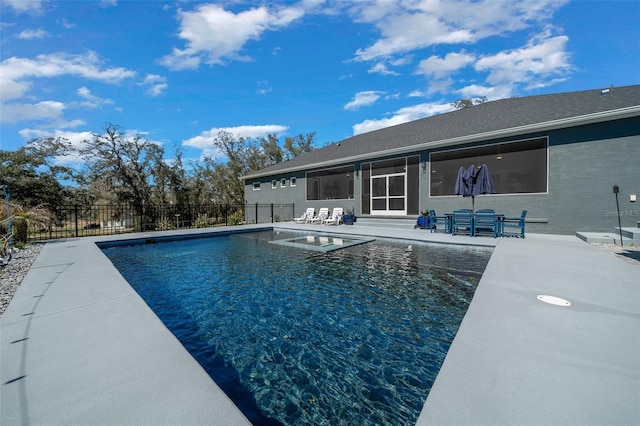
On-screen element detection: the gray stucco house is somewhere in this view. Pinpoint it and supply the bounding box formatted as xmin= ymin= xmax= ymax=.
xmin=244 ymin=85 xmax=640 ymax=234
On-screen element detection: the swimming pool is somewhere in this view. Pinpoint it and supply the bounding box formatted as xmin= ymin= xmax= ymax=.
xmin=101 ymin=230 xmax=491 ymax=425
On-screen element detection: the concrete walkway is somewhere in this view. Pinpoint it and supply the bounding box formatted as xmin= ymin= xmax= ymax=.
xmin=1 ymin=224 xmax=638 ymax=425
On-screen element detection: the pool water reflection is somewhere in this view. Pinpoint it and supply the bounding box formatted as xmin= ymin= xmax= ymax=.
xmin=101 ymin=230 xmax=492 ymax=425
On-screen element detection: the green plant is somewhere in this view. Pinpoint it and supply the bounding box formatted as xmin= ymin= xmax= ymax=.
xmin=194 ymin=213 xmax=211 ymax=228
xmin=227 ymin=211 xmax=245 ymax=226
xmin=420 ymin=209 xmax=430 ymax=217
xmin=154 ymin=217 xmax=175 ymax=231
xmin=1 ymin=203 xmax=53 ymax=244
xmin=273 ymin=215 xmax=280 ymax=222
xmin=346 ymin=207 xmax=355 ymax=216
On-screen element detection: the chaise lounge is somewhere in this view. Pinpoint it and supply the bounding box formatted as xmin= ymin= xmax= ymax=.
xmin=294 ymin=208 xmax=316 ymax=224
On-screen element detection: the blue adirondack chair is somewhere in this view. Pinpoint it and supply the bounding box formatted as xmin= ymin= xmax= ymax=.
xmin=502 ymin=210 xmax=527 ymax=238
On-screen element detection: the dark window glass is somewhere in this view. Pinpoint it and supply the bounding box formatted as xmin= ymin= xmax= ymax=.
xmin=389 ymin=198 xmax=404 ymax=210
xmin=361 ymin=163 xmax=371 ymax=214
xmin=372 ymin=158 xmax=406 ymax=176
xmin=389 ymin=175 xmax=404 ymax=196
xmin=306 ymin=166 xmax=355 ymax=200
xmin=372 ymin=199 xmax=386 ymax=210
xmin=429 ymin=138 xmax=548 ymax=196
xmin=406 ymin=156 xmax=419 ymax=215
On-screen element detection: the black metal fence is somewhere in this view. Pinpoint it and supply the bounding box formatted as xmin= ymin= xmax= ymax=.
xmin=26 ymin=203 xmax=294 ymax=242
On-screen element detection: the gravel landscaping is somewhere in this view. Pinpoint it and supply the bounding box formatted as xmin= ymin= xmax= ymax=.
xmin=0 ymin=243 xmax=44 ymax=317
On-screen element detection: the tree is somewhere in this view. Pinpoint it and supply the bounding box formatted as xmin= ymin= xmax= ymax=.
xmin=200 ymin=131 xmax=317 ymax=206
xmin=208 ymin=131 xmax=252 ymax=205
xmin=0 ymin=137 xmax=76 ymax=207
xmin=258 ymin=134 xmax=284 ymax=166
xmin=284 ymin=132 xmax=315 ymax=160
xmin=451 ymin=97 xmax=488 ymax=110
xmin=81 ymin=123 xmax=168 ymax=209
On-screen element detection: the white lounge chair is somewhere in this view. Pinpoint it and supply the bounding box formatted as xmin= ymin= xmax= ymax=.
xmin=324 ymin=207 xmax=343 ymax=225
xmin=294 ymin=208 xmax=315 ymax=224
xmin=309 ymin=207 xmax=329 ymax=224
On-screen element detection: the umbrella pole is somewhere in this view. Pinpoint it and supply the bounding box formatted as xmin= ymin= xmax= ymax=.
xmin=472 ymin=195 xmax=475 ymax=213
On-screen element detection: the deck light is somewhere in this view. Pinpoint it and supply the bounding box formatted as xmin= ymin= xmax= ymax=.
xmin=537 ymin=295 xmax=571 ymax=306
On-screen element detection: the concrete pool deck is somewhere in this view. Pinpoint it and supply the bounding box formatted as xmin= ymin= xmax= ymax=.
xmin=1 ymin=224 xmax=638 ymax=425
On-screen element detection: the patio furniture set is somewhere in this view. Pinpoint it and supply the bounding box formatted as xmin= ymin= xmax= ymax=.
xmin=294 ymin=207 xmax=344 ymax=225
xmin=423 ymin=209 xmax=527 ymax=238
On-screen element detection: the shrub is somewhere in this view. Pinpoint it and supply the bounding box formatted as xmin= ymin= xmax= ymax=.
xmin=227 ymin=211 xmax=245 ymax=226
xmin=154 ymin=217 xmax=175 ymax=231
xmin=194 ymin=213 xmax=211 ymax=228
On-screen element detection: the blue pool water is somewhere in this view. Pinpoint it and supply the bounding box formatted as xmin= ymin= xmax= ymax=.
xmin=101 ymin=230 xmax=491 ymax=425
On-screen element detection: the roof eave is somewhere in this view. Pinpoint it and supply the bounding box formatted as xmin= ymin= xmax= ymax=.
xmin=242 ymin=106 xmax=640 ymax=180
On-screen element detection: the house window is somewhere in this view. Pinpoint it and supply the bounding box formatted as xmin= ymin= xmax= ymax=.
xmin=290 ymin=177 xmax=296 ymax=187
xmin=306 ymin=165 xmax=355 ymax=200
xmin=281 ymin=178 xmax=287 ymax=188
xmin=271 ymin=180 xmax=277 ymax=189
xmin=429 ymin=137 xmax=548 ymax=196
xmin=252 ymin=182 xmax=261 ymax=191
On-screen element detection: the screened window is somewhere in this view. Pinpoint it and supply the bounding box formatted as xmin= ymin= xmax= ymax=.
xmin=271 ymin=180 xmax=277 ymax=189
xmin=290 ymin=177 xmax=296 ymax=187
xmin=429 ymin=138 xmax=548 ymax=196
xmin=281 ymin=178 xmax=287 ymax=188
xmin=306 ymin=166 xmax=355 ymax=200
xmin=252 ymin=182 xmax=261 ymax=191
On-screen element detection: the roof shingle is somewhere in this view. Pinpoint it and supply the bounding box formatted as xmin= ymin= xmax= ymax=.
xmin=245 ymin=85 xmax=640 ymax=178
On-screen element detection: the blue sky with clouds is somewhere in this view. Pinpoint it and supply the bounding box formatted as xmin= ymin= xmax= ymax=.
xmin=1 ymin=0 xmax=638 ymax=162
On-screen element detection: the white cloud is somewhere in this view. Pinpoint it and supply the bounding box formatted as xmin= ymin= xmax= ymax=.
xmin=457 ymin=84 xmax=514 ymax=100
xmin=344 ymin=91 xmax=384 ymax=111
xmin=0 ymin=52 xmax=136 ymax=96
xmin=75 ymin=87 xmax=114 ymax=108
xmin=139 ymin=74 xmax=168 ymax=97
xmin=416 ymin=51 xmax=476 ymax=79
xmin=16 ymin=28 xmax=49 ymax=39
xmin=352 ymin=102 xmax=453 ymax=135
xmin=1 ymin=0 xmax=44 ymax=14
xmin=1 ymin=100 xmax=66 ymax=124
xmin=60 ymin=18 xmax=76 ymax=29
xmin=159 ymin=3 xmax=305 ymax=70
xmin=18 ymin=128 xmax=94 ymax=166
xmin=407 ymin=89 xmax=429 ymax=98
xmin=351 ymin=0 xmax=568 ymax=62
xmin=100 ymin=0 xmax=117 ymax=7
xmin=0 ymin=78 xmax=31 ymax=102
xmin=474 ymin=31 xmax=571 ymax=87
xmin=183 ymin=125 xmax=289 ymax=157
xmin=0 ymin=52 xmax=135 ymax=125
xmin=19 ymin=128 xmax=93 ymax=148
xmin=368 ymin=62 xmax=400 ymax=76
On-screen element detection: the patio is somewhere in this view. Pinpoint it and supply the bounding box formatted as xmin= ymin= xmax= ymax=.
xmin=1 ymin=224 xmax=638 ymax=425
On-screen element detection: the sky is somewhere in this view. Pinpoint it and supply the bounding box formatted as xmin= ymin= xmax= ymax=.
xmin=1 ymin=0 xmax=639 ymax=164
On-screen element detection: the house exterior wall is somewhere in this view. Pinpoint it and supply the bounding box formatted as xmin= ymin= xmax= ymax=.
xmin=245 ymin=117 xmax=639 ymax=234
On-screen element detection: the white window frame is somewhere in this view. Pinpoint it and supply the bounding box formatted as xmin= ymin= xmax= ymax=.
xmin=272 ymin=180 xmax=277 ymax=189
xmin=290 ymin=177 xmax=297 ymax=187
xmin=280 ymin=178 xmax=287 ymax=188
xmin=252 ymin=182 xmax=261 ymax=191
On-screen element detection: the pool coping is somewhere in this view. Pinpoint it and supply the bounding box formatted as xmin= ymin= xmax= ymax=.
xmin=1 ymin=224 xmax=638 ymax=425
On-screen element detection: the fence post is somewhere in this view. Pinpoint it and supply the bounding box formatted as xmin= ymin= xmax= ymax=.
xmin=271 ymin=204 xmax=274 ymax=223
xmin=74 ymin=204 xmax=79 ymax=237
xmin=255 ymin=203 xmax=259 ymax=224
xmin=225 ymin=203 xmax=229 ymax=226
